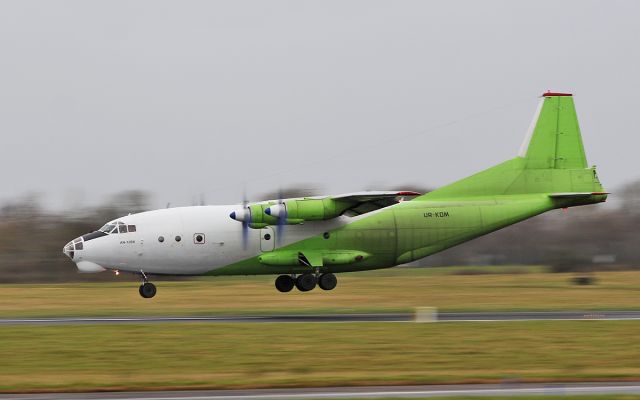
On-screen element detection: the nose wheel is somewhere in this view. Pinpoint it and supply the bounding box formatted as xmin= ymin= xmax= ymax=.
xmin=139 ymin=282 xmax=157 ymax=298
xmin=138 ymin=270 xmax=156 ymax=298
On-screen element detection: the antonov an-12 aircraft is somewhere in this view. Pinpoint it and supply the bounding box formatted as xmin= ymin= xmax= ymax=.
xmin=64 ymin=92 xmax=607 ymax=298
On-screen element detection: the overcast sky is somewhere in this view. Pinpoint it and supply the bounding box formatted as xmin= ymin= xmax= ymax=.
xmin=0 ymin=0 xmax=638 ymax=210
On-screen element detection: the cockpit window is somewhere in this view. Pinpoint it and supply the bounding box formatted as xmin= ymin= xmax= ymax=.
xmin=99 ymin=222 xmax=136 ymax=234
xmin=99 ymin=224 xmax=116 ymax=234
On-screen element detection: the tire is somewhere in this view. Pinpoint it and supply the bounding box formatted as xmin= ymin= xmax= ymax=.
xmin=140 ymin=282 xmax=157 ymax=298
xmin=275 ymin=275 xmax=295 ymax=292
xmin=295 ymin=274 xmax=317 ymax=292
xmin=318 ymin=273 xmax=337 ymax=291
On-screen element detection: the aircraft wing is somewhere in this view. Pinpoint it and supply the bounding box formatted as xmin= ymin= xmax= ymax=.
xmin=232 ymin=191 xmax=423 ymax=227
xmin=329 ymin=191 xmax=421 ymax=216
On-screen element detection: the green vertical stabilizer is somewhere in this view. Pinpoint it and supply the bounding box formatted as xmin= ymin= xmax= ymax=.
xmin=521 ymin=93 xmax=588 ymax=169
xmin=417 ymin=92 xmax=604 ymax=200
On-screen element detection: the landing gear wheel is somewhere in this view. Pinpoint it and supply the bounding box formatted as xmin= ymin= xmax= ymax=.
xmin=318 ymin=273 xmax=337 ymax=291
xmin=275 ymin=275 xmax=295 ymax=292
xmin=139 ymin=282 xmax=157 ymax=298
xmin=295 ymin=274 xmax=317 ymax=292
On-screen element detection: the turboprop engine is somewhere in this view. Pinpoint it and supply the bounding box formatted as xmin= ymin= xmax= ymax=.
xmin=229 ymin=197 xmax=352 ymax=228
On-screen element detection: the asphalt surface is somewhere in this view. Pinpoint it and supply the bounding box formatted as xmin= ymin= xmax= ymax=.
xmin=3 ymin=383 xmax=640 ymax=399
xmin=1 ymin=311 xmax=640 ymax=325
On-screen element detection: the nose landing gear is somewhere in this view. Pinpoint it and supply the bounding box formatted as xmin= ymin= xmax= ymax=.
xmin=139 ymin=282 xmax=157 ymax=298
xmin=138 ymin=270 xmax=157 ymax=299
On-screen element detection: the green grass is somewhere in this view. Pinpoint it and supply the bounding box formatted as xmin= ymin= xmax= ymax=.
xmin=1 ymin=320 xmax=640 ymax=392
xmin=1 ymin=267 xmax=640 ymax=318
xmin=334 ymin=397 xmax=640 ymax=400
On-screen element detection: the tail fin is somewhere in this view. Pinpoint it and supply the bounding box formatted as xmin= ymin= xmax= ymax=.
xmin=519 ymin=92 xmax=588 ymax=169
xmin=419 ymin=92 xmax=605 ymax=200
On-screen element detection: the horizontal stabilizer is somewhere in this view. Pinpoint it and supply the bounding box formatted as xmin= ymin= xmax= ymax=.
xmin=549 ymin=192 xmax=609 ymax=198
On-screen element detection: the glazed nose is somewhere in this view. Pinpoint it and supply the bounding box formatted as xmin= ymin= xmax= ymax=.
xmin=62 ymin=237 xmax=84 ymax=260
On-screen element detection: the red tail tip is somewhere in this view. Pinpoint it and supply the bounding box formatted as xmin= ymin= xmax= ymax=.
xmin=542 ymin=91 xmax=573 ymax=97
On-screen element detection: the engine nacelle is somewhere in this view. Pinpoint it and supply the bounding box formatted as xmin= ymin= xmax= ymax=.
xmin=231 ymin=198 xmax=348 ymax=228
xmin=264 ymin=198 xmax=351 ymax=222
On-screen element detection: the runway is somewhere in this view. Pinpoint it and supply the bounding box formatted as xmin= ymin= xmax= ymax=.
xmin=1 ymin=310 xmax=640 ymax=325
xmin=3 ymin=382 xmax=640 ymax=399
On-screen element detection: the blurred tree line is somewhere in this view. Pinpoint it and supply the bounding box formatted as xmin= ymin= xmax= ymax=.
xmin=0 ymin=182 xmax=638 ymax=283
xmin=0 ymin=191 xmax=149 ymax=283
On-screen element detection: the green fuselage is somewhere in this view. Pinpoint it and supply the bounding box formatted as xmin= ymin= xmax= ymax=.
xmin=212 ymin=93 xmax=607 ymax=276
xmin=211 ymin=192 xmax=605 ymax=276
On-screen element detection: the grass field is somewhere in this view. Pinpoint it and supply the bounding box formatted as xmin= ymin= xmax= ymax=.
xmin=1 ymin=320 xmax=639 ymax=392
xmin=338 ymin=395 xmax=640 ymax=400
xmin=1 ymin=267 xmax=639 ymax=317
xmin=340 ymin=398 xmax=640 ymax=400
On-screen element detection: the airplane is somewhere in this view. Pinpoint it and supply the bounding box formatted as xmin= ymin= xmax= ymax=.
xmin=63 ymin=92 xmax=607 ymax=298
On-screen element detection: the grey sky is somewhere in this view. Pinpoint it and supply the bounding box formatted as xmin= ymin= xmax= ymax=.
xmin=0 ymin=0 xmax=638 ymax=210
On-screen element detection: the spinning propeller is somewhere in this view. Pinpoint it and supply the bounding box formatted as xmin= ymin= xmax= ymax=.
xmin=265 ymin=189 xmax=287 ymax=247
xmin=229 ymin=191 xmax=252 ymax=250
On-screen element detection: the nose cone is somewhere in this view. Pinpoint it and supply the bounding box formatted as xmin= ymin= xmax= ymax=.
xmin=62 ymin=237 xmax=84 ymax=261
xmin=63 ymin=236 xmax=106 ymax=273
xmin=63 ymin=241 xmax=75 ymax=260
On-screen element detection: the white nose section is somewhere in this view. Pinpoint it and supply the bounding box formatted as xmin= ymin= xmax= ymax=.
xmin=76 ymin=261 xmax=106 ymax=273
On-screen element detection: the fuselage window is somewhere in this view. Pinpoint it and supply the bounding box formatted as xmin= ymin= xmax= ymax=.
xmin=194 ymin=233 xmax=205 ymax=244
xmin=158 ymin=236 xmax=165 ymax=243
xmin=128 ymin=225 xmax=136 ymax=232
xmin=175 ymin=235 xmax=182 ymax=242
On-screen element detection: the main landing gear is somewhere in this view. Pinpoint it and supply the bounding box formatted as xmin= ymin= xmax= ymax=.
xmin=275 ymin=273 xmax=337 ymax=293
xmin=138 ymin=270 xmax=157 ymax=299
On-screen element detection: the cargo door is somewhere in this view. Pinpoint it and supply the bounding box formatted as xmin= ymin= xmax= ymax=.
xmin=260 ymin=226 xmax=275 ymax=252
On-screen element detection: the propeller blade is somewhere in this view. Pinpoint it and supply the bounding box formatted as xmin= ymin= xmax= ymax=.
xmin=242 ymin=189 xmax=251 ymax=250
xmin=242 ymin=220 xmax=249 ymax=250
xmin=275 ymin=188 xmax=286 ymax=247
